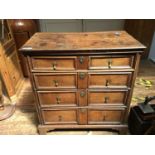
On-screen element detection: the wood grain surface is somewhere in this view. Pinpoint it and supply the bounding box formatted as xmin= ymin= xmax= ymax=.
xmin=20 ymin=31 xmax=145 ymax=52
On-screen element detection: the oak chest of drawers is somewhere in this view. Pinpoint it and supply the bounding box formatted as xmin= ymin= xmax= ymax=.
xmin=20 ymin=31 xmax=145 ymax=134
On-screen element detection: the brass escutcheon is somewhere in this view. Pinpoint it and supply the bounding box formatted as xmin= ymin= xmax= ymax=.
xmin=80 ymin=91 xmax=86 ymax=97
xmin=79 ymin=72 xmax=86 ymax=79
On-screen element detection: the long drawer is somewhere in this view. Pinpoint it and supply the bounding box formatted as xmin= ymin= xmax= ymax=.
xmin=41 ymin=108 xmax=125 ymax=125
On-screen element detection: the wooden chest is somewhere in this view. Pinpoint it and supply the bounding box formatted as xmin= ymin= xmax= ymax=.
xmin=20 ymin=31 xmax=145 ymax=134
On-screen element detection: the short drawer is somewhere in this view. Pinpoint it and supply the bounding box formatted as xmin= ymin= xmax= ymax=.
xmin=89 ymin=55 xmax=134 ymax=70
xmin=88 ymin=90 xmax=128 ymax=106
xmin=42 ymin=109 xmax=78 ymax=125
xmin=30 ymin=56 xmax=76 ymax=71
xmin=37 ymin=91 xmax=77 ymax=107
xmin=88 ymin=109 xmax=124 ymax=124
xmin=33 ymin=73 xmax=77 ymax=89
xmin=88 ymin=72 xmax=131 ymax=88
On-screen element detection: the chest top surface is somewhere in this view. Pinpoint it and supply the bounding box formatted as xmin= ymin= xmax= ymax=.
xmin=20 ymin=31 xmax=146 ymax=54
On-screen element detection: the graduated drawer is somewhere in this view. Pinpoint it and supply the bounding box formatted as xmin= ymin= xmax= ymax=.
xmin=42 ymin=109 xmax=78 ymax=125
xmin=30 ymin=56 xmax=76 ymax=71
xmin=33 ymin=73 xmax=77 ymax=89
xmin=89 ymin=55 xmax=134 ymax=70
xmin=88 ymin=109 xmax=124 ymax=124
xmin=37 ymin=91 xmax=77 ymax=107
xmin=88 ymin=72 xmax=132 ymax=89
xmin=88 ymin=90 xmax=128 ymax=106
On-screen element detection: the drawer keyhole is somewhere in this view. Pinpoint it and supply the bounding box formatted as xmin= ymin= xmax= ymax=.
xmin=53 ymin=80 xmax=59 ymax=87
xmin=56 ymin=96 xmax=61 ymax=104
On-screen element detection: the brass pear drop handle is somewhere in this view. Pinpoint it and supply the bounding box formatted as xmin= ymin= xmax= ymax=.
xmin=56 ymin=96 xmax=61 ymax=104
xmin=104 ymin=96 xmax=109 ymax=103
xmin=53 ymin=80 xmax=59 ymax=87
xmin=79 ymin=56 xmax=84 ymax=64
xmin=103 ymin=115 xmax=106 ymax=121
xmin=108 ymin=59 xmax=112 ymax=69
xmin=105 ymin=80 xmax=110 ymax=87
xmin=52 ymin=61 xmax=57 ymax=70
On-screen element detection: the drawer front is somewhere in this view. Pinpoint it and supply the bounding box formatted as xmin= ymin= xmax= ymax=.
xmin=88 ymin=90 xmax=128 ymax=106
xmin=89 ymin=73 xmax=131 ymax=88
xmin=88 ymin=109 xmax=124 ymax=124
xmin=34 ymin=73 xmax=77 ymax=89
xmin=31 ymin=56 xmax=76 ymax=71
xmin=37 ymin=91 xmax=77 ymax=107
xmin=42 ymin=109 xmax=78 ymax=124
xmin=89 ymin=55 xmax=134 ymax=70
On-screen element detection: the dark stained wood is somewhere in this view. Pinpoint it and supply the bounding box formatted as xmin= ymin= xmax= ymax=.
xmin=21 ymin=31 xmax=145 ymax=134
xmin=9 ymin=19 xmax=38 ymax=77
xmin=124 ymin=19 xmax=155 ymax=58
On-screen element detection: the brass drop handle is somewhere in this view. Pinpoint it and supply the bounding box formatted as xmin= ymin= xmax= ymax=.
xmin=56 ymin=96 xmax=61 ymax=104
xmin=79 ymin=72 xmax=86 ymax=79
xmin=52 ymin=61 xmax=57 ymax=70
xmin=80 ymin=91 xmax=86 ymax=97
xmin=108 ymin=59 xmax=112 ymax=69
xmin=58 ymin=115 xmax=62 ymax=121
xmin=105 ymin=80 xmax=110 ymax=87
xmin=104 ymin=96 xmax=109 ymax=103
xmin=79 ymin=56 xmax=84 ymax=64
xmin=53 ymin=80 xmax=59 ymax=87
